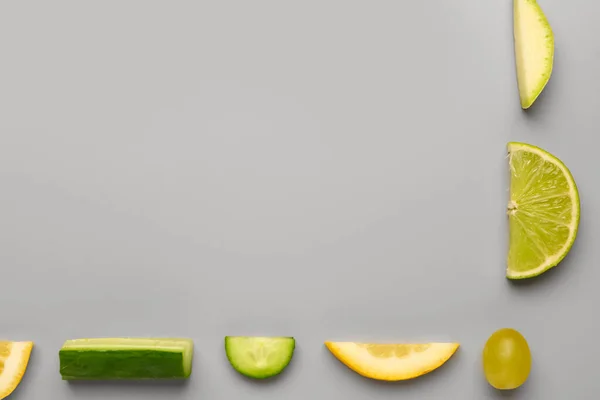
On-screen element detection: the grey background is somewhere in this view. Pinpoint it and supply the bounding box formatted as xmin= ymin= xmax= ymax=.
xmin=0 ymin=0 xmax=596 ymax=399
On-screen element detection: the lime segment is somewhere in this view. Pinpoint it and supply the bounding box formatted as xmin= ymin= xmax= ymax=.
xmin=507 ymin=142 xmax=580 ymax=279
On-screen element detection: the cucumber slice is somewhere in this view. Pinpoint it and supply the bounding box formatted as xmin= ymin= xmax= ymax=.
xmin=224 ymin=336 xmax=295 ymax=379
xmin=59 ymin=338 xmax=193 ymax=380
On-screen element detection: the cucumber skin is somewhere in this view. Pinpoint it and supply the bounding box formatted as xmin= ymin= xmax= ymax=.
xmin=59 ymin=349 xmax=189 ymax=380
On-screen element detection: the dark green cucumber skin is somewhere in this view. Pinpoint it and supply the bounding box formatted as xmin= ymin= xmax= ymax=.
xmin=59 ymin=349 xmax=189 ymax=380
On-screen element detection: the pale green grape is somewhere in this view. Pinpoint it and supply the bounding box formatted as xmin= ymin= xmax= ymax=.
xmin=482 ymin=328 xmax=531 ymax=390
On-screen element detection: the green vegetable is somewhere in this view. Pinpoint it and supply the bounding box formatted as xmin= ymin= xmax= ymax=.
xmin=225 ymin=336 xmax=295 ymax=379
xmin=59 ymin=338 xmax=193 ymax=380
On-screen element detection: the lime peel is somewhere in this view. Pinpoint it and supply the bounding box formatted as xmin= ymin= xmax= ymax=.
xmin=507 ymin=142 xmax=580 ymax=279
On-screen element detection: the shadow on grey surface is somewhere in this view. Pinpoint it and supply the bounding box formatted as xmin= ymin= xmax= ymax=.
xmin=485 ymin=381 xmax=531 ymax=399
xmin=65 ymin=378 xmax=191 ymax=396
xmin=323 ymin=344 xmax=462 ymax=391
xmin=225 ymin=346 xmax=301 ymax=386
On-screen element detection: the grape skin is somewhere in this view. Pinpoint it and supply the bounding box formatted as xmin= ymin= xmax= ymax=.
xmin=483 ymin=328 xmax=531 ymax=390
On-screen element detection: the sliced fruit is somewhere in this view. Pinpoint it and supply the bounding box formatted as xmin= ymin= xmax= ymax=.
xmin=59 ymin=338 xmax=193 ymax=380
xmin=507 ymin=142 xmax=580 ymax=279
xmin=225 ymin=336 xmax=295 ymax=379
xmin=325 ymin=341 xmax=459 ymax=381
xmin=483 ymin=328 xmax=531 ymax=390
xmin=0 ymin=341 xmax=33 ymax=399
xmin=513 ymin=0 xmax=554 ymax=109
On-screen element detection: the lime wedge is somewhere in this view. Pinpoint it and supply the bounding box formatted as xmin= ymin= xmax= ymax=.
xmin=507 ymin=142 xmax=580 ymax=279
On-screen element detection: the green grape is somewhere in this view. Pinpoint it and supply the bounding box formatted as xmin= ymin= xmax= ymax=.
xmin=482 ymin=328 xmax=531 ymax=390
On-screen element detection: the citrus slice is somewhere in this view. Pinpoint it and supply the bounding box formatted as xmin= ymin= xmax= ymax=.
xmin=325 ymin=342 xmax=459 ymax=381
xmin=0 ymin=341 xmax=33 ymax=399
xmin=513 ymin=0 xmax=554 ymax=109
xmin=507 ymin=142 xmax=580 ymax=279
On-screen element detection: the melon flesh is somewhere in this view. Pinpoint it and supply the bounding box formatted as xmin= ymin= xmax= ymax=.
xmin=514 ymin=0 xmax=554 ymax=109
